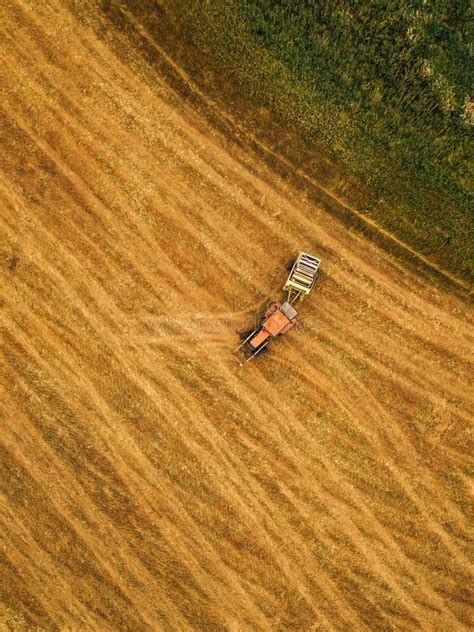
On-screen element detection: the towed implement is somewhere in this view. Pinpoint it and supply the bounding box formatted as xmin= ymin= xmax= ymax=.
xmin=234 ymin=252 xmax=321 ymax=366
xmin=284 ymin=251 xmax=321 ymax=303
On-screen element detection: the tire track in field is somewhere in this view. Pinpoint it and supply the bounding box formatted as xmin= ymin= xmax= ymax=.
xmin=0 ymin=52 xmax=265 ymax=312
xmin=232 ymin=359 xmax=468 ymax=621
xmin=157 ymin=335 xmax=467 ymax=624
xmin=0 ymin=306 xmax=274 ymax=628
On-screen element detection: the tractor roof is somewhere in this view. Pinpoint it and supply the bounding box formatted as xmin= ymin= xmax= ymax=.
xmin=262 ymin=302 xmax=297 ymax=337
xmin=264 ymin=311 xmax=288 ymax=336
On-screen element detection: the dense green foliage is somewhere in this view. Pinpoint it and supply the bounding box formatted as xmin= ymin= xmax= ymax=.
xmin=159 ymin=0 xmax=473 ymax=278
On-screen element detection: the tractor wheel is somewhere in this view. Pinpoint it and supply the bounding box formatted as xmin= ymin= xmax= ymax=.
xmin=257 ymin=346 xmax=269 ymax=355
xmin=239 ymin=330 xmax=254 ymax=340
xmin=286 ymin=259 xmax=295 ymax=271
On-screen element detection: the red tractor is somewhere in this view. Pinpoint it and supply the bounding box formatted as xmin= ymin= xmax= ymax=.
xmin=234 ymin=252 xmax=320 ymax=366
xmin=235 ymin=301 xmax=298 ymax=366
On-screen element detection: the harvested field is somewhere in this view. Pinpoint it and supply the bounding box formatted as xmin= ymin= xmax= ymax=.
xmin=0 ymin=1 xmax=473 ymax=630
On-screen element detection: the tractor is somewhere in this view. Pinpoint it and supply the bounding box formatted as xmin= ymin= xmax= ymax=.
xmin=234 ymin=252 xmax=320 ymax=366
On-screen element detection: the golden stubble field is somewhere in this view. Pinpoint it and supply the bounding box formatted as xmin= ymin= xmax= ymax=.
xmin=0 ymin=1 xmax=473 ymax=630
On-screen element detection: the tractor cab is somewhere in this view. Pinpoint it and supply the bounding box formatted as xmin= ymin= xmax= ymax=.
xmin=235 ymin=301 xmax=297 ymax=366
